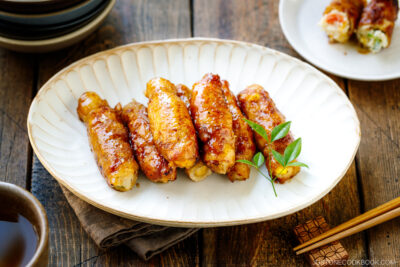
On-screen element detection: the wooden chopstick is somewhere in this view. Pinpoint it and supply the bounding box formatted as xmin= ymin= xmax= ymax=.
xmin=295 ymin=206 xmax=400 ymax=255
xmin=294 ymin=196 xmax=400 ymax=254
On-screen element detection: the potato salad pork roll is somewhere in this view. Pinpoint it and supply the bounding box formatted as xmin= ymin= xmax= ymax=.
xmin=191 ymin=74 xmax=235 ymax=174
xmin=175 ymin=84 xmax=212 ymax=182
xmin=77 ymin=92 xmax=138 ymax=191
xmin=146 ymin=78 xmax=198 ymax=169
xmin=119 ymin=100 xmax=177 ymax=183
xmin=238 ymin=85 xmax=300 ymax=183
xmin=357 ymin=0 xmax=398 ymax=53
xmin=319 ymin=0 xmax=366 ymax=43
xmin=221 ymin=80 xmax=256 ymax=182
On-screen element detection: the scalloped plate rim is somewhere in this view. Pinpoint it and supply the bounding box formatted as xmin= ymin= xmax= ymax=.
xmin=27 ymin=37 xmax=361 ymax=227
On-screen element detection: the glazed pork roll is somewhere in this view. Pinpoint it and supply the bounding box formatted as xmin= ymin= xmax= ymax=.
xmin=175 ymin=84 xmax=213 ymax=182
xmin=145 ymin=78 xmax=199 ymax=169
xmin=319 ymin=0 xmax=366 ymax=43
xmin=191 ymin=74 xmax=236 ymax=174
xmin=221 ymin=80 xmax=256 ymax=182
xmin=77 ymin=92 xmax=138 ymax=191
xmin=118 ymin=100 xmax=177 ymax=183
xmin=357 ymin=0 xmax=399 ymax=53
xmin=238 ymin=85 xmax=300 ymax=184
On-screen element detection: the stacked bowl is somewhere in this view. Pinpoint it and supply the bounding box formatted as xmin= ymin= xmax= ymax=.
xmin=0 ymin=0 xmax=115 ymax=53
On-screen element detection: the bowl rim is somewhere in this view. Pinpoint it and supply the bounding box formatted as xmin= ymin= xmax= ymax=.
xmin=0 ymin=0 xmax=94 ymax=18
xmin=0 ymin=0 xmax=115 ymax=47
xmin=27 ymin=38 xmax=361 ymax=227
xmin=0 ymin=0 xmax=109 ymax=41
xmin=0 ymin=181 xmax=48 ymax=266
xmin=0 ymin=0 xmax=83 ymax=14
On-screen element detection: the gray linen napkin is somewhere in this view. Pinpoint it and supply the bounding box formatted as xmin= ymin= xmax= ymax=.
xmin=60 ymin=185 xmax=199 ymax=260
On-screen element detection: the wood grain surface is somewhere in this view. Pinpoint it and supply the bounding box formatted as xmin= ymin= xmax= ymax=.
xmin=348 ymin=80 xmax=400 ymax=264
xmin=0 ymin=51 xmax=35 ymax=188
xmin=0 ymin=0 xmax=398 ymax=266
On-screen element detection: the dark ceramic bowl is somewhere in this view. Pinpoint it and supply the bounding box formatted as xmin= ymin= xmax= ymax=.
xmin=0 ymin=0 xmax=104 ymax=26
xmin=0 ymin=182 xmax=48 ymax=267
xmin=0 ymin=0 xmax=84 ymax=14
xmin=0 ymin=0 xmax=109 ymax=40
xmin=0 ymin=0 xmax=115 ymax=53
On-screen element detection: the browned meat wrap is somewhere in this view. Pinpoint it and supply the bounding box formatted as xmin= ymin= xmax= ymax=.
xmin=319 ymin=0 xmax=366 ymax=43
xmin=357 ymin=0 xmax=398 ymax=52
xmin=221 ymin=80 xmax=256 ymax=182
xmin=77 ymin=92 xmax=138 ymax=191
xmin=118 ymin=100 xmax=177 ymax=183
xmin=145 ymin=78 xmax=199 ymax=169
xmin=191 ymin=74 xmax=236 ymax=174
xmin=238 ymin=85 xmax=300 ymax=183
xmin=175 ymin=84 xmax=212 ymax=182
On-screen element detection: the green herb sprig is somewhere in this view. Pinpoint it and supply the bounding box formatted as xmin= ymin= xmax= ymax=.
xmin=237 ymin=119 xmax=308 ymax=197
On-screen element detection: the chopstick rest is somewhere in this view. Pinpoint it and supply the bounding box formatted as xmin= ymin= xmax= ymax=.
xmin=294 ymin=216 xmax=349 ymax=267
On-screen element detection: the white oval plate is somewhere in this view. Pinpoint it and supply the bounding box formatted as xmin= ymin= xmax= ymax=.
xmin=28 ymin=38 xmax=360 ymax=227
xmin=279 ymin=0 xmax=400 ymax=81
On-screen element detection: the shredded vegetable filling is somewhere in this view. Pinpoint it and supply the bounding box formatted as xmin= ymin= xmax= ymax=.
xmin=319 ymin=10 xmax=350 ymax=42
xmin=358 ymin=27 xmax=388 ymax=53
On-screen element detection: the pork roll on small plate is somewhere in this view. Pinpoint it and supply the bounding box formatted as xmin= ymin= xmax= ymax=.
xmin=279 ymin=0 xmax=400 ymax=81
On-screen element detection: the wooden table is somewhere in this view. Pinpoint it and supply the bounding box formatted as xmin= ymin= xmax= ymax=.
xmin=1 ymin=0 xmax=399 ymax=266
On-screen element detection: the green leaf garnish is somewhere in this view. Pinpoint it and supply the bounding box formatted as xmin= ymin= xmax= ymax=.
xmin=284 ymin=138 xmax=302 ymax=166
xmin=236 ymin=159 xmax=258 ymax=168
xmin=253 ymin=152 xmax=265 ymax=167
xmin=241 ymin=120 xmax=308 ymax=198
xmin=243 ymin=118 xmax=270 ymax=143
xmin=270 ymin=121 xmax=291 ymax=142
xmin=271 ymin=150 xmax=285 ymax=167
xmin=286 ymin=162 xmax=309 ymax=168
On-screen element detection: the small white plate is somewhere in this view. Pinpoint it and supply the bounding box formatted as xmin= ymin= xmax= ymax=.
xmin=279 ymin=0 xmax=400 ymax=81
xmin=28 ymin=38 xmax=360 ymax=227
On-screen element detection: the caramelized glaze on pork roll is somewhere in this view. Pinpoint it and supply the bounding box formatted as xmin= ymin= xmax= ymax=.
xmin=221 ymin=80 xmax=256 ymax=182
xmin=319 ymin=0 xmax=366 ymax=43
xmin=175 ymin=84 xmax=213 ymax=182
xmin=238 ymin=85 xmax=300 ymax=183
xmin=357 ymin=0 xmax=398 ymax=53
xmin=119 ymin=100 xmax=176 ymax=183
xmin=191 ymin=74 xmax=235 ymax=174
xmin=145 ymin=78 xmax=198 ymax=169
xmin=77 ymin=92 xmax=138 ymax=191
